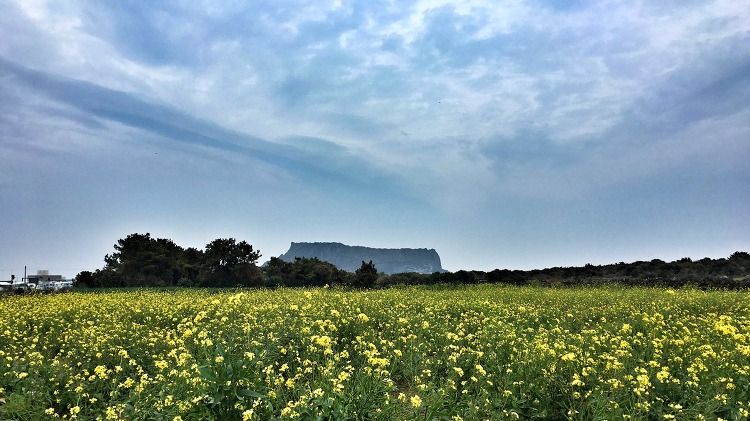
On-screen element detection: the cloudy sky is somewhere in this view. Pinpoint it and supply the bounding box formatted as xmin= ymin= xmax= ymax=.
xmin=1 ymin=0 xmax=749 ymax=279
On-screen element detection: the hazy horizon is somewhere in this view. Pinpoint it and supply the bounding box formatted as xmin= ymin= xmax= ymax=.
xmin=2 ymin=239 xmax=747 ymax=281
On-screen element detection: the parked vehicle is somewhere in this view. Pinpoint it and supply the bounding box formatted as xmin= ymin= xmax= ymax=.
xmin=39 ymin=280 xmax=73 ymax=291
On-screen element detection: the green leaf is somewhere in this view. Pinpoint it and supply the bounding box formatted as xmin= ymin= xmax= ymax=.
xmin=225 ymin=362 xmax=234 ymax=379
xmin=198 ymin=365 xmax=218 ymax=383
xmin=237 ymin=389 xmax=266 ymax=399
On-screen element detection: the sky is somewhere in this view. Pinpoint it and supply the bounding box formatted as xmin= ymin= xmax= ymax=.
xmin=1 ymin=0 xmax=749 ymax=279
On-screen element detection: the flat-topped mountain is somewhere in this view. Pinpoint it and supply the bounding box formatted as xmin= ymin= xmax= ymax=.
xmin=277 ymin=242 xmax=445 ymax=274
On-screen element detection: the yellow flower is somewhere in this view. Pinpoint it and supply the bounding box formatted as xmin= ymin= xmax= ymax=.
xmin=314 ymin=335 xmax=332 ymax=348
xmin=656 ymin=368 xmax=670 ymax=382
xmin=410 ymin=395 xmax=422 ymax=407
xmin=475 ymin=364 xmax=486 ymax=376
xmin=561 ymin=352 xmax=576 ymax=362
xmin=94 ymin=365 xmax=108 ymax=379
xmin=570 ymin=375 xmax=585 ymax=387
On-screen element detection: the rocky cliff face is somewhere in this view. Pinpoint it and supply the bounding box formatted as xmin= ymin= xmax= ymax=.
xmin=277 ymin=242 xmax=445 ymax=274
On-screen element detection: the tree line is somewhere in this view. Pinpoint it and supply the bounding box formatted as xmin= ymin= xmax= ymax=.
xmin=382 ymin=252 xmax=750 ymax=289
xmin=74 ymin=233 xmax=379 ymax=289
xmin=75 ymin=233 xmax=750 ymax=289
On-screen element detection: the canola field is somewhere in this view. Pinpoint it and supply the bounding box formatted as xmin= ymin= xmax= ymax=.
xmin=0 ymin=285 xmax=748 ymax=420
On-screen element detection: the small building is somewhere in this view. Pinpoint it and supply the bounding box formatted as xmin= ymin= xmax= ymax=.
xmin=27 ymin=271 xmax=63 ymax=285
xmin=26 ymin=270 xmax=71 ymax=290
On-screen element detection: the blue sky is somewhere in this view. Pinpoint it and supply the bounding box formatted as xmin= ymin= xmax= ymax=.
xmin=1 ymin=0 xmax=748 ymax=278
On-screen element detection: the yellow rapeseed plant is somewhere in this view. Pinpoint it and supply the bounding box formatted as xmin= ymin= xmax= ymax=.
xmin=0 ymin=285 xmax=748 ymax=420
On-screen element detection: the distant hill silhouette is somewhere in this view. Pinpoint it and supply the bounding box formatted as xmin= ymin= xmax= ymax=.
xmin=277 ymin=242 xmax=445 ymax=274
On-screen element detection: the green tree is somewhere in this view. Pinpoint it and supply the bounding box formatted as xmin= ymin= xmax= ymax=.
xmin=176 ymin=247 xmax=204 ymax=287
xmin=94 ymin=233 xmax=201 ymax=287
xmin=262 ymin=257 xmax=350 ymax=287
xmin=74 ymin=270 xmax=95 ymax=288
xmin=354 ymin=260 xmax=378 ymax=289
xmin=102 ymin=233 xmax=162 ymax=286
xmin=263 ymin=257 xmax=293 ymax=287
xmin=201 ymin=238 xmax=262 ymax=287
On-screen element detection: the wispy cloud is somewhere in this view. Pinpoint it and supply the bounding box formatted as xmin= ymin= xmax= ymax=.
xmin=0 ymin=57 xmax=413 ymax=196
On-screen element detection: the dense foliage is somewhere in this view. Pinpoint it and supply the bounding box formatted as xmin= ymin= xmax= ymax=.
xmin=1 ymin=285 xmax=749 ymax=420
xmin=263 ymin=257 xmax=351 ymax=288
xmin=76 ymin=234 xmax=263 ymax=289
xmin=75 ymin=234 xmax=750 ymax=289
xmin=477 ymin=252 xmax=750 ymax=289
